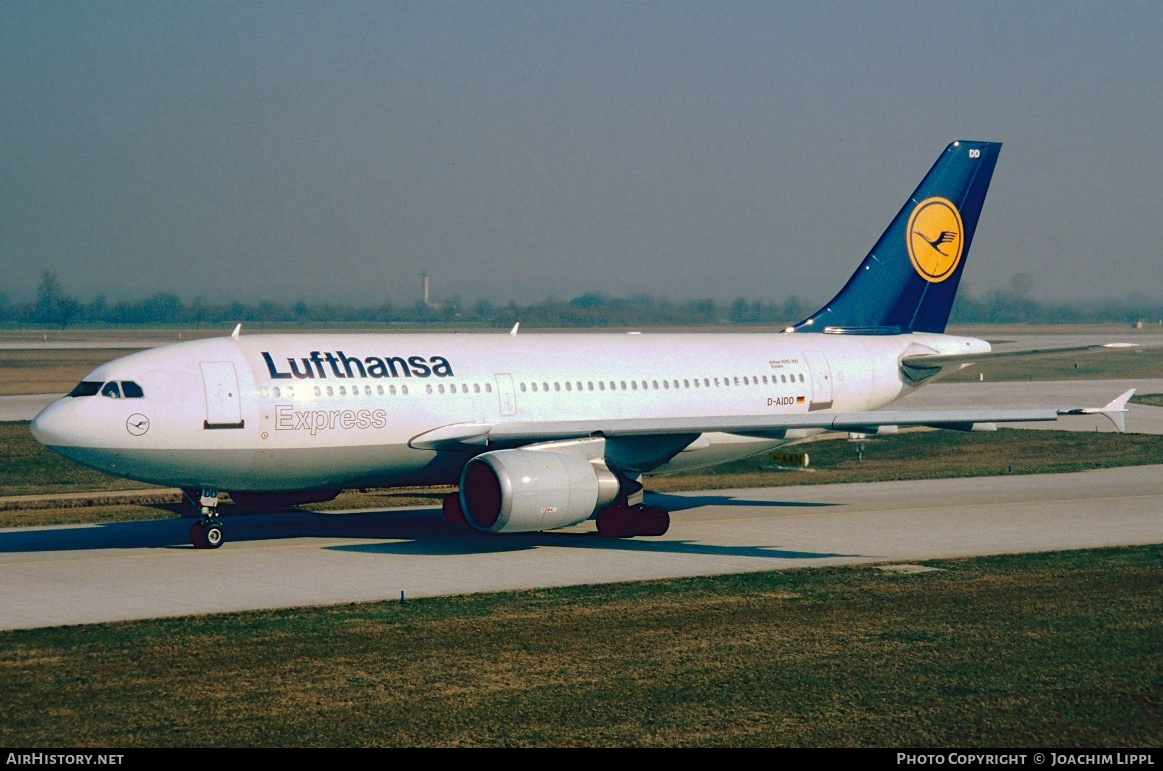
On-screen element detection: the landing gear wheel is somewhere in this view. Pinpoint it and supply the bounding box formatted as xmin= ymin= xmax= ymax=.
xmin=596 ymin=504 xmax=670 ymax=538
xmin=639 ymin=506 xmax=670 ymax=537
xmin=189 ymin=520 xmax=224 ymax=549
xmin=596 ymin=507 xmax=631 ymax=538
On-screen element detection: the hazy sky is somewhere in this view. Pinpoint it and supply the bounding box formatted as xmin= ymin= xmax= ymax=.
xmin=2 ymin=1 xmax=1161 ymax=308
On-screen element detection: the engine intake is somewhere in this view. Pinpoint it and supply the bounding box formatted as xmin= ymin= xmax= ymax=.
xmin=459 ymin=448 xmax=620 ymax=533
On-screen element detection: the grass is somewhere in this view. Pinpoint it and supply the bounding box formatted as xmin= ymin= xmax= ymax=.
xmin=0 ymin=546 xmax=1158 ymax=747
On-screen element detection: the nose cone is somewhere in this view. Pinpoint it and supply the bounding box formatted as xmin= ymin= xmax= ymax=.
xmin=30 ymin=399 xmax=74 ymax=449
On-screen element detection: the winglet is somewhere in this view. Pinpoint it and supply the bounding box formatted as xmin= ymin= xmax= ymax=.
xmin=510 ymin=322 xmax=520 ymax=337
xmin=1059 ymin=388 xmax=1135 ymax=433
xmin=231 ymin=323 xmax=241 ymax=339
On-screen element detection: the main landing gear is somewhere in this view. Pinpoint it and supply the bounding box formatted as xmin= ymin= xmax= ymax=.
xmin=595 ymin=503 xmax=670 ymax=538
xmin=189 ymin=488 xmax=224 ymax=549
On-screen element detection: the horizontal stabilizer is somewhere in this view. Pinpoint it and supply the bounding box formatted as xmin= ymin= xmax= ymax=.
xmin=900 ymin=342 xmax=1141 ymax=384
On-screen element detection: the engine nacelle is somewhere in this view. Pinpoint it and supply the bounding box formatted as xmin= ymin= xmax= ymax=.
xmin=459 ymin=448 xmax=620 ymax=533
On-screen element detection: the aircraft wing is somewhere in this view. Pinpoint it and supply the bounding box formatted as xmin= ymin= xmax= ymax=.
xmin=410 ymin=389 xmax=1135 ymax=449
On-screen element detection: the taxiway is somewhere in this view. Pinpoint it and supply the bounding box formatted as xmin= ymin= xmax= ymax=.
xmin=2 ymin=463 xmax=1161 ymax=630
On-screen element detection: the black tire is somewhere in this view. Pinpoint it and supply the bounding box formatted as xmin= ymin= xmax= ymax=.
xmin=190 ymin=521 xmax=224 ymax=549
xmin=596 ymin=507 xmax=635 ymax=538
xmin=640 ymin=506 xmax=670 ymax=537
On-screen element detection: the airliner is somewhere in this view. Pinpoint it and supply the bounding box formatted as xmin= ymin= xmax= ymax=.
xmin=30 ymin=141 xmax=1133 ymax=549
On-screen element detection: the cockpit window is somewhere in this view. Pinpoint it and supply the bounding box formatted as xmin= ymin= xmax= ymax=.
xmin=100 ymin=382 xmax=122 ymax=399
xmin=68 ymin=381 xmax=102 ymax=398
xmin=121 ymin=381 xmax=144 ymax=398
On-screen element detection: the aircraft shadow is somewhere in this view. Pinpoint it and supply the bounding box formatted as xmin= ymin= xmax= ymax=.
xmin=645 ymin=492 xmax=839 ymax=513
xmin=0 ymin=501 xmax=858 ymax=562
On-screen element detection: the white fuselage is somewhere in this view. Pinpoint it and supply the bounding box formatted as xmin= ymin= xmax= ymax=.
xmin=30 ymin=330 xmax=988 ymax=493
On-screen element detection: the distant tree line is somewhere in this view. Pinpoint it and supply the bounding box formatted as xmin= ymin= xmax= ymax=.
xmin=3 ymin=270 xmax=1160 ymax=329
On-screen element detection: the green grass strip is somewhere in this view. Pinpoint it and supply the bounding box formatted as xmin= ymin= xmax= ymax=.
xmin=1 ymin=546 xmax=1159 ymax=747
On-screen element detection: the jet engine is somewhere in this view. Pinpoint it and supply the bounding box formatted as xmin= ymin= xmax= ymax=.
xmin=459 ymin=448 xmax=621 ymax=533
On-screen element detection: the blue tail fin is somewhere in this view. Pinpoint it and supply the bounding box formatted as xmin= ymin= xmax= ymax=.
xmin=790 ymin=140 xmax=1001 ymax=334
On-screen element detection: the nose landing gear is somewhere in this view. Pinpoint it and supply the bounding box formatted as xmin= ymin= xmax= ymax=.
xmin=189 ymin=488 xmax=224 ymax=549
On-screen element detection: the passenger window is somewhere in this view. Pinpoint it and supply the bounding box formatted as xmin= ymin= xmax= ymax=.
xmin=100 ymin=382 xmax=122 ymax=399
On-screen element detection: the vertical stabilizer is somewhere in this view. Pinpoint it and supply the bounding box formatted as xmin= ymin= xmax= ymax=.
xmin=791 ymin=141 xmax=1001 ymax=334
